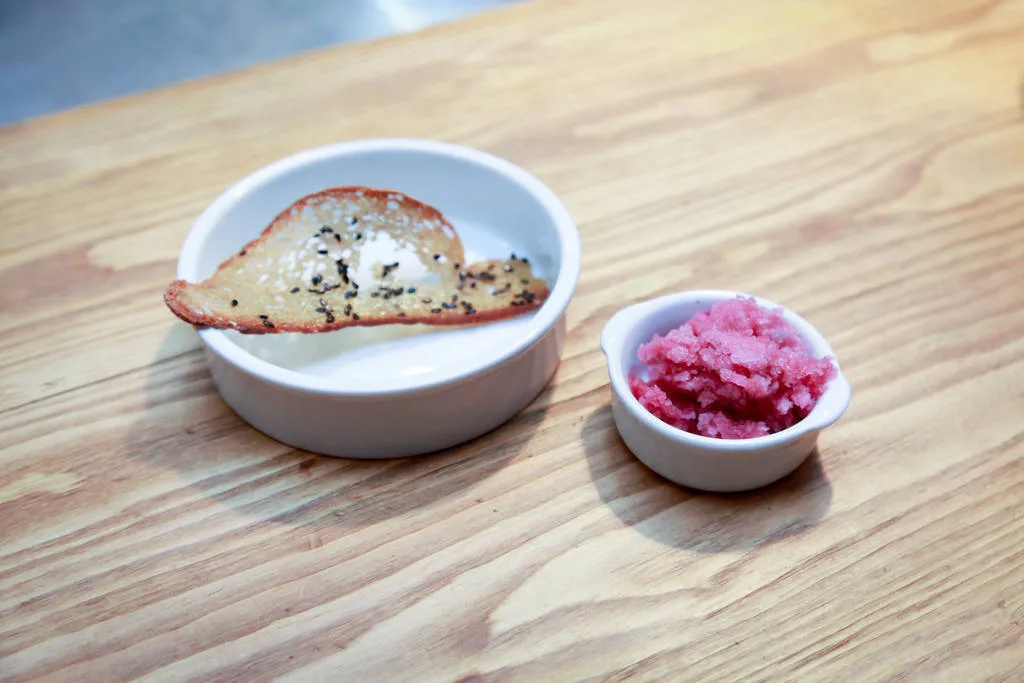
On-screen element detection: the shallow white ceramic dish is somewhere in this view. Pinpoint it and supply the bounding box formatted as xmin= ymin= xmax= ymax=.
xmin=600 ymin=290 xmax=851 ymax=492
xmin=177 ymin=139 xmax=580 ymax=458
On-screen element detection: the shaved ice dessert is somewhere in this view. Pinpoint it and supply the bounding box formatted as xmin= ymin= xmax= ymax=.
xmin=629 ymin=297 xmax=835 ymax=439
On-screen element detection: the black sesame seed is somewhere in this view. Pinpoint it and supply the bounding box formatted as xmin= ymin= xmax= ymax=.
xmin=263 ymin=320 xmax=275 ymax=328
xmin=433 ymin=254 xmax=441 ymax=261
xmin=397 ymin=312 xmax=406 ymax=318
xmin=348 ymin=216 xmax=359 ymax=226
xmin=511 ymin=252 xmax=517 ymax=260
xmin=318 ymin=249 xmax=328 ymax=255
xmin=311 ymin=274 xmax=322 ymax=286
xmin=422 ymin=297 xmax=432 ymax=304
xmin=521 ymin=279 xmax=530 ymax=284
xmin=454 ymin=262 xmax=461 ymax=269
xmin=315 ymin=307 xmax=326 ymax=313
xmin=290 ymin=287 xmax=300 ymax=293
xmin=431 ymin=308 xmax=441 ymax=313
xmin=352 ymin=313 xmax=360 ymax=320
xmin=370 ymin=291 xmax=379 ymax=298
xmin=521 ymin=257 xmax=530 ymax=264
xmin=504 ymin=264 xmax=513 ymax=273
xmin=239 ymin=249 xmax=247 ymax=256
xmin=355 ymin=232 xmax=362 ymax=240
xmin=451 ymin=294 xmax=458 ymax=302
xmin=230 ymin=299 xmax=238 ymax=307
xmin=326 ymin=313 xmax=335 ymax=323
xmin=320 ymin=226 xmax=332 ymax=234
xmin=407 ymin=287 xmax=416 ymax=294
xmin=345 ymin=290 xmax=357 ymax=299
xmin=334 ymin=233 xmax=341 ymax=242
xmin=258 ymin=314 xmax=269 ymax=320
xmin=344 ymin=304 xmax=353 ymax=316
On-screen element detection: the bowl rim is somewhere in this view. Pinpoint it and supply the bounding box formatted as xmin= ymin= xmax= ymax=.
xmin=176 ymin=138 xmax=581 ymax=398
xmin=600 ymin=289 xmax=852 ymax=451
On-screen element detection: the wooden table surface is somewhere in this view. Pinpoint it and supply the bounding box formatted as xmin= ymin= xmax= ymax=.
xmin=3 ymin=0 xmax=1024 ymax=680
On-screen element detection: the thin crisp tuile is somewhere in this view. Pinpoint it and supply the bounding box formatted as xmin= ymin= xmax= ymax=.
xmin=164 ymin=187 xmax=550 ymax=334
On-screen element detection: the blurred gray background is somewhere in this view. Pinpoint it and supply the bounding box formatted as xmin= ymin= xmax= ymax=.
xmin=0 ymin=0 xmax=522 ymax=126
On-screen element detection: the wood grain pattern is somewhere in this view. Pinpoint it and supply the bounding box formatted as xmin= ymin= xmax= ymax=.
xmin=2 ymin=0 xmax=1024 ymax=679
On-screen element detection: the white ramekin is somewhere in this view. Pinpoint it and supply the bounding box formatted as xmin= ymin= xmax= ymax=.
xmin=601 ymin=290 xmax=851 ymax=492
xmin=176 ymin=139 xmax=580 ymax=458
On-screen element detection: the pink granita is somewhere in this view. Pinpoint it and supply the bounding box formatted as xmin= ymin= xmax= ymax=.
xmin=629 ymin=297 xmax=835 ymax=439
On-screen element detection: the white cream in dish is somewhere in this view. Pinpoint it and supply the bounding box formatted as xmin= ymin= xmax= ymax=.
xmin=228 ymin=217 xmax=554 ymax=389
